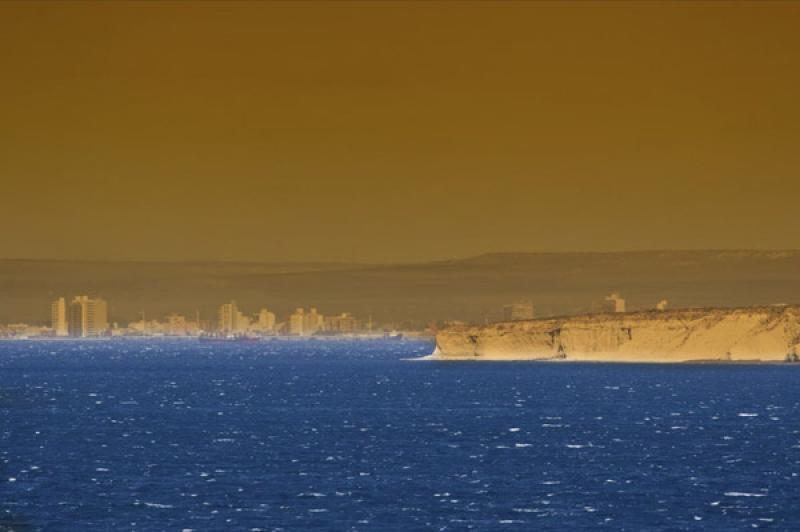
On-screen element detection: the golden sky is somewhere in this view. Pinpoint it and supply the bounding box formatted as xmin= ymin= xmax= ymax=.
xmin=1 ymin=1 xmax=799 ymax=263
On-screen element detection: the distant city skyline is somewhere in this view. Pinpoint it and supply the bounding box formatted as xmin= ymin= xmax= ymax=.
xmin=29 ymin=295 xmax=390 ymax=339
xmin=0 ymin=250 xmax=796 ymax=326
xmin=46 ymin=296 xmax=110 ymax=338
xmin=0 ymin=286 xmax=770 ymax=340
xmin=0 ymin=288 xmax=671 ymax=339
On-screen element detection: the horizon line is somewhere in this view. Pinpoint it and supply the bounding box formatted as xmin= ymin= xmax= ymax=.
xmin=0 ymin=248 xmax=798 ymax=266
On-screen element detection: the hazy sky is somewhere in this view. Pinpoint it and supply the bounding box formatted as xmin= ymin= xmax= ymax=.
xmin=1 ymin=1 xmax=799 ymax=263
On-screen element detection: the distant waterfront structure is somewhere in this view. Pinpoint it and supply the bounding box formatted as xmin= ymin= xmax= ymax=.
xmin=236 ymin=310 xmax=251 ymax=333
xmin=324 ymin=312 xmax=360 ymax=333
xmin=656 ymin=299 xmax=669 ymax=311
xmin=68 ymin=296 xmax=109 ymax=337
xmin=257 ymin=308 xmax=276 ymax=332
xmin=304 ymin=307 xmax=324 ymax=335
xmin=289 ymin=308 xmax=305 ymax=336
xmin=166 ymin=313 xmax=188 ymax=336
xmin=10 ymin=298 xmax=396 ymax=339
xmin=128 ymin=318 xmax=162 ymax=336
xmin=503 ymin=301 xmax=534 ymax=321
xmin=50 ymin=297 xmax=68 ymax=336
xmin=600 ymin=292 xmax=626 ymax=313
xmin=217 ymin=301 xmax=239 ymax=334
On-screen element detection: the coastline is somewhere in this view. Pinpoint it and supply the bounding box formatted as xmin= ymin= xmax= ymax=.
xmin=430 ymin=305 xmax=800 ymax=364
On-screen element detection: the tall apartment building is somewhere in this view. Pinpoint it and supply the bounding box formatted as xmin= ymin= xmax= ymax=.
xmin=68 ymin=296 xmax=109 ymax=337
xmin=235 ymin=311 xmax=251 ymax=333
xmin=304 ymin=307 xmax=324 ymax=335
xmin=503 ymin=301 xmax=535 ymax=321
xmin=50 ymin=297 xmax=68 ymax=336
xmin=257 ymin=308 xmax=276 ymax=332
xmin=217 ymin=301 xmax=239 ymax=334
xmin=288 ymin=308 xmax=305 ymax=336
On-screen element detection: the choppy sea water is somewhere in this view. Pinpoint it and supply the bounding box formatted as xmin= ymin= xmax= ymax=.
xmin=1 ymin=339 xmax=800 ymax=530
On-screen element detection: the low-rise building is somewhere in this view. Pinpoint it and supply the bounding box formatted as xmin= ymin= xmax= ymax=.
xmin=324 ymin=312 xmax=360 ymax=334
xmin=503 ymin=301 xmax=534 ymax=321
xmin=599 ymin=292 xmax=626 ymax=313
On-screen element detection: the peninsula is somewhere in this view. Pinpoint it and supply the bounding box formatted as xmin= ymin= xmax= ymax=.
xmin=432 ymin=305 xmax=800 ymax=363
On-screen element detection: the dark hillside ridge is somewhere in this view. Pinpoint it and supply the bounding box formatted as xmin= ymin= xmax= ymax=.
xmin=1 ymin=250 xmax=798 ymax=324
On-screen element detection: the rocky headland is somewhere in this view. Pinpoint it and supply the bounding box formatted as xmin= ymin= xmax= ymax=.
xmin=431 ymin=305 xmax=800 ymax=363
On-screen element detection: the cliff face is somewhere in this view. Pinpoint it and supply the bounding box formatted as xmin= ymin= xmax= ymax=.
xmin=434 ymin=306 xmax=800 ymax=363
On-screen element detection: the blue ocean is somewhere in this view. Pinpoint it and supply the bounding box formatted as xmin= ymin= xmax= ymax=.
xmin=1 ymin=339 xmax=799 ymax=530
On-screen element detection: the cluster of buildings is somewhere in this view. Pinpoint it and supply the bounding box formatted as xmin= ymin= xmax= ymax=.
xmin=215 ymin=301 xmax=363 ymax=337
xmin=20 ymin=297 xmax=371 ymax=339
xmin=50 ymin=296 xmax=109 ymax=338
xmin=594 ymin=293 xmax=666 ymax=314
xmin=0 ymin=292 xmax=675 ymax=339
xmin=501 ymin=293 xmax=670 ymax=322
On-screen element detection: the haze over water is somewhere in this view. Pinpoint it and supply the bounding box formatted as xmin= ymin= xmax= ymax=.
xmin=1 ymin=340 xmax=798 ymax=530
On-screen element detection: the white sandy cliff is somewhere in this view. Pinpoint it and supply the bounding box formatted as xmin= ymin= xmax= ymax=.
xmin=432 ymin=306 xmax=800 ymax=363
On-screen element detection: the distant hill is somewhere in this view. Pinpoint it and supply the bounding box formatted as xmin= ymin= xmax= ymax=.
xmin=1 ymin=250 xmax=799 ymax=326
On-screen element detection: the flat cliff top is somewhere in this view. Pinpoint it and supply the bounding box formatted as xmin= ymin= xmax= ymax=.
xmin=444 ymin=305 xmax=800 ymax=333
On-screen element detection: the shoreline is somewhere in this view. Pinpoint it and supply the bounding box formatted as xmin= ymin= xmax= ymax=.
xmin=418 ymin=354 xmax=796 ymax=365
